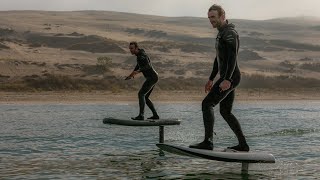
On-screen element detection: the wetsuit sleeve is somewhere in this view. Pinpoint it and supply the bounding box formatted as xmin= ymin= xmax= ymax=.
xmin=209 ymin=57 xmax=218 ymax=80
xmin=223 ymin=30 xmax=238 ymax=80
xmin=133 ymin=64 xmax=140 ymax=72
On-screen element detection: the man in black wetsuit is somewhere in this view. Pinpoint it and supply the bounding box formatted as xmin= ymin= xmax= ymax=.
xmin=125 ymin=41 xmax=160 ymax=120
xmin=189 ymin=4 xmax=249 ymax=151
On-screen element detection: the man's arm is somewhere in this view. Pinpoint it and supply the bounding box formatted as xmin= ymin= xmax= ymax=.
xmin=125 ymin=64 xmax=140 ymax=80
xmin=205 ymin=57 xmax=218 ymax=93
xmin=219 ymin=30 xmax=238 ymax=91
xmin=133 ymin=64 xmax=140 ymax=72
xmin=223 ymin=30 xmax=238 ymax=81
xmin=209 ymin=57 xmax=218 ymax=81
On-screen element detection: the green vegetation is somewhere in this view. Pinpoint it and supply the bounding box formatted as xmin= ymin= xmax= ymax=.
xmin=25 ymin=34 xmax=125 ymax=53
xmin=300 ymin=62 xmax=320 ymax=72
xmin=96 ymin=56 xmax=113 ymax=72
xmin=240 ymin=73 xmax=320 ymax=88
xmin=0 ymin=74 xmax=130 ymax=92
xmin=0 ymin=43 xmax=10 ymax=49
xmin=1 ymin=73 xmax=319 ymax=92
xmin=80 ymin=56 xmax=115 ymax=75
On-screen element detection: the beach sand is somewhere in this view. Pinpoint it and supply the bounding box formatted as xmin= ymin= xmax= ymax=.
xmin=1 ymin=89 xmax=319 ymax=104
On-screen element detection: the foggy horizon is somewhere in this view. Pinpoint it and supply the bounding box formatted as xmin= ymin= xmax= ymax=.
xmin=1 ymin=0 xmax=320 ymax=20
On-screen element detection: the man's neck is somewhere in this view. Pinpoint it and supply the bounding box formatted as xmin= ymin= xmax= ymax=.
xmin=135 ymin=49 xmax=140 ymax=55
xmin=217 ymin=20 xmax=227 ymax=31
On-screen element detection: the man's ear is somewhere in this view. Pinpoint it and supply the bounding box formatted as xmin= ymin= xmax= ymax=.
xmin=221 ymin=13 xmax=226 ymax=21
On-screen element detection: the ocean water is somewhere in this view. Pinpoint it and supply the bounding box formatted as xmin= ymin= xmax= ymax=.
xmin=0 ymin=100 xmax=319 ymax=179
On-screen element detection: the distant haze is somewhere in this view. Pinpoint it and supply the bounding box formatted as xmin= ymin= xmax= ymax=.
xmin=1 ymin=0 xmax=320 ymax=20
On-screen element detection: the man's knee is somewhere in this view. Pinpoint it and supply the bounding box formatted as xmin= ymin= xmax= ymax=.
xmin=202 ymin=98 xmax=215 ymax=111
xmin=138 ymin=91 xmax=146 ymax=98
xmin=220 ymin=108 xmax=231 ymax=118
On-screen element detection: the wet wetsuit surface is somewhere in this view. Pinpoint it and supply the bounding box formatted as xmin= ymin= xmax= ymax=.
xmin=204 ymin=22 xmax=241 ymax=110
xmin=134 ymin=49 xmax=158 ymax=116
xmin=202 ymin=21 xmax=247 ymax=147
xmin=209 ymin=21 xmax=240 ymax=84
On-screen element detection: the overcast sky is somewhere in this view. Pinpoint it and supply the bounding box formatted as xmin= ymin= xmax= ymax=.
xmin=1 ymin=0 xmax=320 ymax=20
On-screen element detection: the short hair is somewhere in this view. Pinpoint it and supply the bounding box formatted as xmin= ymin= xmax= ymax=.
xmin=129 ymin=41 xmax=138 ymax=48
xmin=208 ymin=4 xmax=225 ymax=17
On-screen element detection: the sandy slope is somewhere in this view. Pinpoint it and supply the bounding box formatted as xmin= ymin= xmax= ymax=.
xmin=1 ymin=11 xmax=320 ymax=95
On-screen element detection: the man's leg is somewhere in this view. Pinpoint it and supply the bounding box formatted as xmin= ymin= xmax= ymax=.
xmin=145 ymin=86 xmax=159 ymax=119
xmin=190 ymin=79 xmax=231 ymax=150
xmin=220 ymin=90 xmax=249 ymax=151
xmin=132 ymin=80 xmax=154 ymax=120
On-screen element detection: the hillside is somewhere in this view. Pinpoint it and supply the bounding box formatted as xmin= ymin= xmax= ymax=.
xmin=0 ymin=11 xmax=320 ymax=91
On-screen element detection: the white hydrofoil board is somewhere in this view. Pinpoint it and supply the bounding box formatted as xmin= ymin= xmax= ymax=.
xmin=156 ymin=143 xmax=275 ymax=163
xmin=103 ymin=117 xmax=180 ymax=126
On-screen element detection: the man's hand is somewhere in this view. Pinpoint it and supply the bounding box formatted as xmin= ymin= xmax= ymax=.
xmin=131 ymin=71 xmax=139 ymax=77
xmin=205 ymin=80 xmax=213 ymax=93
xmin=219 ymin=80 xmax=231 ymax=92
xmin=125 ymin=71 xmax=139 ymax=80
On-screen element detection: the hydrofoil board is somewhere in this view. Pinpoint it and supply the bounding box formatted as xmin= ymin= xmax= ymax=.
xmin=156 ymin=143 xmax=275 ymax=163
xmin=103 ymin=117 xmax=180 ymax=126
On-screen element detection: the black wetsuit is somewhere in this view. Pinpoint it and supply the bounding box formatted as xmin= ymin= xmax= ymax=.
xmin=191 ymin=21 xmax=249 ymax=151
xmin=134 ymin=49 xmax=158 ymax=117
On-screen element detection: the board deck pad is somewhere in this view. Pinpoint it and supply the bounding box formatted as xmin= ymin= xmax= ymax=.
xmin=103 ymin=117 xmax=181 ymax=126
xmin=156 ymin=143 xmax=275 ymax=163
